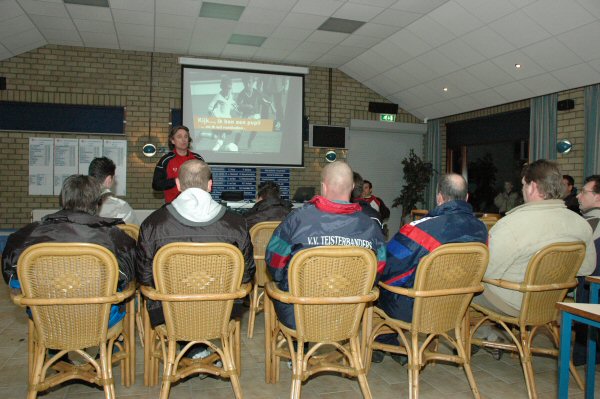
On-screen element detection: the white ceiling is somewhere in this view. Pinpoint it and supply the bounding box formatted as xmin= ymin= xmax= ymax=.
xmin=1 ymin=0 xmax=600 ymax=120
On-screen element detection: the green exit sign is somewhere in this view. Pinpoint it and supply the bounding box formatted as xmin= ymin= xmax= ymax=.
xmin=380 ymin=114 xmax=396 ymax=122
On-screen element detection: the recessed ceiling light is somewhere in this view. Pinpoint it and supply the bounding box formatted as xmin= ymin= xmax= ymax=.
xmin=200 ymin=2 xmax=245 ymax=21
xmin=443 ymin=87 xmax=448 ymax=92
xmin=515 ymin=63 xmax=521 ymax=69
xmin=64 ymin=0 xmax=109 ymax=6
xmin=318 ymin=17 xmax=365 ymax=34
xmin=228 ymin=34 xmax=266 ymax=47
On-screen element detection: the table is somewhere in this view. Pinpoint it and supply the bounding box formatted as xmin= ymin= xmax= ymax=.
xmin=557 ymin=275 xmax=600 ymax=398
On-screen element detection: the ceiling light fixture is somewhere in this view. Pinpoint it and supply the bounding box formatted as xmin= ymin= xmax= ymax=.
xmin=443 ymin=87 xmax=448 ymax=92
xmin=515 ymin=63 xmax=521 ymax=69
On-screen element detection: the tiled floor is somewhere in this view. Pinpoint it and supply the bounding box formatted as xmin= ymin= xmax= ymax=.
xmin=0 ymin=289 xmax=598 ymax=399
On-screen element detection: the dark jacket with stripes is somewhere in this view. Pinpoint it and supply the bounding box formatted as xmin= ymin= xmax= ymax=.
xmin=265 ymin=195 xmax=386 ymax=328
xmin=378 ymin=200 xmax=488 ymax=322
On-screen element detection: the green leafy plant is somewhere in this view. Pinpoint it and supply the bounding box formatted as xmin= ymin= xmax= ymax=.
xmin=392 ymin=149 xmax=433 ymax=217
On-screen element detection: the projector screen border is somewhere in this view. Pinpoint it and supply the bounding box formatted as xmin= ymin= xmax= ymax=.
xmin=179 ymin=57 xmax=309 ymax=76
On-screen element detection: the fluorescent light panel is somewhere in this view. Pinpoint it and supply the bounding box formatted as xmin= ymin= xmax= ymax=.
xmin=64 ymin=0 xmax=109 ymax=7
xmin=228 ymin=34 xmax=266 ymax=47
xmin=318 ymin=18 xmax=365 ymax=34
xmin=199 ymin=2 xmax=245 ymax=21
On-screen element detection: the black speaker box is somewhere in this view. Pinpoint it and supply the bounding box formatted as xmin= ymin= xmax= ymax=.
xmin=311 ymin=125 xmax=346 ymax=148
xmin=0 ymin=77 xmax=6 ymax=90
xmin=557 ymin=99 xmax=575 ymax=111
xmin=368 ymin=101 xmax=398 ymax=114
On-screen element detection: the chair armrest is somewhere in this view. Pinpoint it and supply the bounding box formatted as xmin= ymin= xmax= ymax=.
xmin=11 ymin=293 xmax=25 ymax=307
xmin=482 ymin=278 xmax=521 ymax=290
xmin=378 ymin=281 xmax=416 ymax=297
xmin=140 ymin=285 xmax=249 ymax=302
xmin=265 ymin=281 xmax=379 ymax=304
xmin=114 ymin=282 xmax=136 ymax=302
xmin=379 ymin=281 xmax=483 ymax=297
xmin=483 ymin=278 xmax=577 ymax=292
xmin=483 ymin=277 xmax=576 ymax=292
xmin=241 ymin=282 xmax=252 ymax=296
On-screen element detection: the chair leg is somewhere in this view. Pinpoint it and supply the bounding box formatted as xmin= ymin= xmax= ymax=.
xmin=235 ymin=319 xmax=241 ymax=376
xmin=247 ymin=283 xmax=258 ymax=338
xmin=159 ymin=340 xmax=177 ymax=399
xmin=409 ymin=333 xmax=420 ymax=399
xmin=27 ymin=319 xmax=35 ymax=385
xmin=290 ymin=341 xmax=303 ymax=399
xmin=126 ymin=298 xmax=136 ymax=386
xmin=27 ymin=342 xmax=45 ymax=399
xmin=264 ymin=295 xmax=272 ymax=383
xmin=135 ymin=289 xmax=145 ymax=348
xmin=456 ymin=327 xmax=480 ymax=399
xmin=350 ymin=336 xmax=372 ymax=399
xmin=519 ymin=330 xmax=537 ymax=399
xmin=223 ymin=335 xmax=243 ymax=399
xmin=99 ymin=344 xmax=115 ymax=399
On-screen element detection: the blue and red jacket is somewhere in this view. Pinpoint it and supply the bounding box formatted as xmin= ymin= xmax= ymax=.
xmin=378 ymin=200 xmax=488 ymax=322
xmin=266 ymin=195 xmax=386 ymax=327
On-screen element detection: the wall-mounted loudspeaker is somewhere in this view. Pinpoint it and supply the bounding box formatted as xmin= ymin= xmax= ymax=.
xmin=557 ymin=99 xmax=575 ymax=111
xmin=0 ymin=77 xmax=6 ymax=90
xmin=368 ymin=101 xmax=398 ymax=114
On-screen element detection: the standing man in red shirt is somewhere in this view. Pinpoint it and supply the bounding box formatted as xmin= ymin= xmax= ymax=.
xmin=152 ymin=125 xmax=204 ymax=203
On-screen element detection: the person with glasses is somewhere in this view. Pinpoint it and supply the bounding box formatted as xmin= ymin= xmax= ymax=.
xmin=572 ymin=175 xmax=600 ymax=365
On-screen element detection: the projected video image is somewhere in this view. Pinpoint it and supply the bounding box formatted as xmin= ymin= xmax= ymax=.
xmin=183 ymin=66 xmax=303 ymax=166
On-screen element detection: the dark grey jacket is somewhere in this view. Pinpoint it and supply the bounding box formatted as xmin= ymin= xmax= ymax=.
xmin=2 ymin=210 xmax=136 ymax=289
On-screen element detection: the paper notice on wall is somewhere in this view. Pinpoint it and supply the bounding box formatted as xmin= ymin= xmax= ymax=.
xmin=28 ymin=138 xmax=54 ymax=195
xmin=54 ymin=138 xmax=79 ymax=195
xmin=78 ymin=139 xmax=103 ymax=175
xmin=103 ymin=140 xmax=127 ymax=196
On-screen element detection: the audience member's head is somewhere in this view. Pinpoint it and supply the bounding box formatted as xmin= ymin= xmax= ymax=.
xmin=176 ymin=159 xmax=212 ymax=192
xmin=321 ymin=161 xmax=354 ymax=201
xmin=59 ymin=174 xmax=102 ymax=215
xmin=352 ymin=172 xmax=364 ymax=200
xmin=521 ymin=159 xmax=563 ymax=202
xmin=168 ymin=125 xmax=192 ymax=151
xmin=562 ymin=174 xmax=575 ymax=196
xmin=257 ymin=181 xmax=281 ymax=201
xmin=88 ymin=156 xmax=116 ymax=189
xmin=437 ymin=173 xmax=468 ymax=205
xmin=578 ymin=175 xmax=600 ymax=212
xmin=362 ymin=179 xmax=373 ymax=198
xmin=503 ymin=181 xmax=514 ymax=193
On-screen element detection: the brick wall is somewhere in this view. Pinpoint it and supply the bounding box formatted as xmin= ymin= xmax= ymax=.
xmin=0 ymin=45 xmax=413 ymax=228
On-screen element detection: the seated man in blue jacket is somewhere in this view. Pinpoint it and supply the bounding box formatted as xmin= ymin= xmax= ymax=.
xmin=374 ymin=173 xmax=488 ymax=363
xmin=266 ymin=161 xmax=386 ymax=330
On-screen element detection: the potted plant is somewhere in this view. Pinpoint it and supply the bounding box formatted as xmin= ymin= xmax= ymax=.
xmin=392 ymin=149 xmax=433 ymax=218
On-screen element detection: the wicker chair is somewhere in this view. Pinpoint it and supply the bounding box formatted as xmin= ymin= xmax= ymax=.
xmin=478 ymin=214 xmax=501 ymax=232
xmin=13 ymin=243 xmax=136 ymax=399
xmin=247 ymin=221 xmax=280 ymax=339
xmin=368 ymin=242 xmax=489 ymax=399
xmin=265 ymin=246 xmax=379 ymax=399
xmin=141 ymin=242 xmax=251 ymax=399
xmin=116 ymin=223 xmax=140 ymax=241
xmin=468 ymin=241 xmax=586 ymax=399
xmin=410 ymin=209 xmax=429 ymax=221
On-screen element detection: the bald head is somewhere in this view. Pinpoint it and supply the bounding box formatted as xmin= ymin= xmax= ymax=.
xmin=177 ymin=159 xmax=212 ymax=191
xmin=437 ymin=173 xmax=468 ymax=204
xmin=321 ymin=161 xmax=354 ymax=201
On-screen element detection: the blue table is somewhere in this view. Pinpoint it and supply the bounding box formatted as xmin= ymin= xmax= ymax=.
xmin=557 ymin=276 xmax=600 ymax=398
